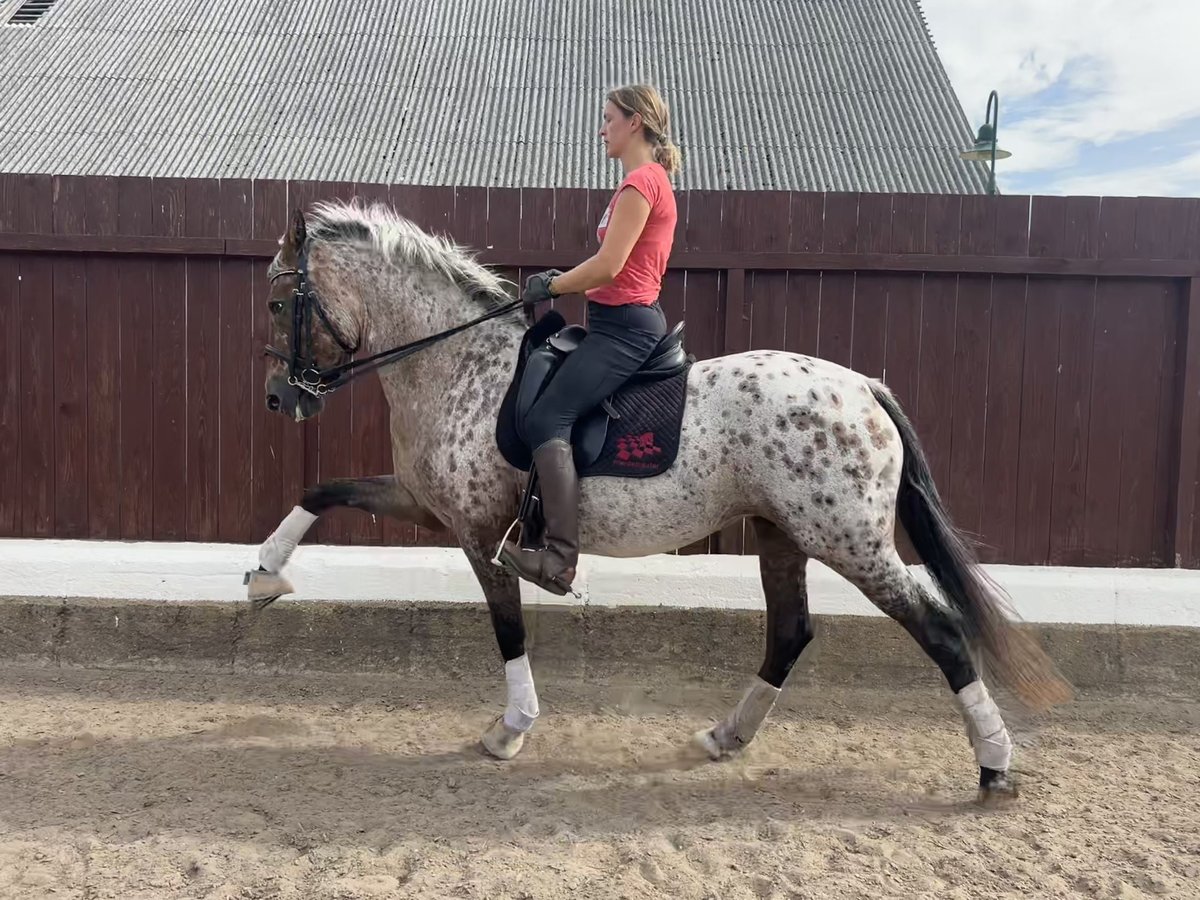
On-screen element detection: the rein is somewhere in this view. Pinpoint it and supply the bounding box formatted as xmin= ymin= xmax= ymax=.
xmin=265 ymin=239 xmax=522 ymax=397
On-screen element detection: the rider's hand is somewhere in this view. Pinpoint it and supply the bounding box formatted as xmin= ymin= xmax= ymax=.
xmin=522 ymin=269 xmax=563 ymax=306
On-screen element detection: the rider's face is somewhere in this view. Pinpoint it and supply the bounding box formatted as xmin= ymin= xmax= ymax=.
xmin=600 ymin=100 xmax=639 ymax=160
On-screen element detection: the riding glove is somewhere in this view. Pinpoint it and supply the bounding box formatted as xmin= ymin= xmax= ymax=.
xmin=522 ymin=269 xmax=563 ymax=306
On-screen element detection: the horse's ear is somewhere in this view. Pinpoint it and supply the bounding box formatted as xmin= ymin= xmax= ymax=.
xmin=287 ymin=208 xmax=307 ymax=249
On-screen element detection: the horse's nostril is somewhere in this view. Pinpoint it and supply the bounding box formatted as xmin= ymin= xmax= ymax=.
xmin=266 ymin=394 xmax=281 ymax=411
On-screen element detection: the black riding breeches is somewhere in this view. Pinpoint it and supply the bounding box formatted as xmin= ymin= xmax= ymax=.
xmin=521 ymin=300 xmax=668 ymax=449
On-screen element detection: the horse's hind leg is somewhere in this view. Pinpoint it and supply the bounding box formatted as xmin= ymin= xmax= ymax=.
xmin=694 ymin=517 xmax=812 ymax=759
xmin=838 ymin=550 xmax=1017 ymax=802
xmin=247 ymin=475 xmax=442 ymax=606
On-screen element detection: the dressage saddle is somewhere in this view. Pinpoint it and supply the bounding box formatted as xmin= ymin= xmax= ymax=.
xmin=496 ymin=309 xmax=690 ymax=474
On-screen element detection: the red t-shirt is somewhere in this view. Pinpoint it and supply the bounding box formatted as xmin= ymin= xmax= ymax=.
xmin=586 ymin=162 xmax=677 ymax=306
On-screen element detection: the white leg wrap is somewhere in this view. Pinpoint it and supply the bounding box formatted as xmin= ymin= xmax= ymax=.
xmin=502 ymin=655 xmax=540 ymax=733
xmin=698 ymin=677 xmax=781 ymax=758
xmin=257 ymin=506 xmax=317 ymax=573
xmin=955 ymin=680 xmax=1013 ymax=771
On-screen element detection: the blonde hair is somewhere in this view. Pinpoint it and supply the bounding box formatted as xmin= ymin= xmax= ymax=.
xmin=606 ymin=84 xmax=682 ymax=176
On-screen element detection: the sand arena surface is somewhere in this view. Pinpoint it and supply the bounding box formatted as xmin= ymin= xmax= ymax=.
xmin=0 ymin=663 xmax=1197 ymax=899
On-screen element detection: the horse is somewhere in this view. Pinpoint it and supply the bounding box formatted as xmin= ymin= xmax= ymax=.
xmin=246 ymin=199 xmax=1072 ymax=802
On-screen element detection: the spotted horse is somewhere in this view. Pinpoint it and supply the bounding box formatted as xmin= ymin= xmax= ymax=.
xmin=245 ymin=199 xmax=1072 ymax=802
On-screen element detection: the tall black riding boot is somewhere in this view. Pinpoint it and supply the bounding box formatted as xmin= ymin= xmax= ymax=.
xmin=499 ymin=438 xmax=579 ymax=595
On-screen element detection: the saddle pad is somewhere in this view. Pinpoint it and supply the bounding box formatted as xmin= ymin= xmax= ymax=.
xmin=580 ymin=365 xmax=689 ymax=479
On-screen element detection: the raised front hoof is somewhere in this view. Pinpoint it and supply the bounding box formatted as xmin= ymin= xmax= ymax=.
xmin=244 ymin=568 xmax=294 ymax=609
xmin=481 ymin=716 xmax=526 ymax=760
xmin=691 ymin=727 xmax=737 ymax=762
xmin=977 ymin=767 xmax=1019 ymax=806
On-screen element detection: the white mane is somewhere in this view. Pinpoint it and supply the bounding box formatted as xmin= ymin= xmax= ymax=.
xmin=306 ymin=198 xmax=516 ymax=307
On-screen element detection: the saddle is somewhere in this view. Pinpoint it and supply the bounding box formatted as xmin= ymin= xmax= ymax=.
xmin=494 ymin=309 xmax=694 ymax=551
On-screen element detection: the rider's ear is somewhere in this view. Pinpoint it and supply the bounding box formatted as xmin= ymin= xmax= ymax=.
xmin=287 ymin=208 xmax=307 ymax=250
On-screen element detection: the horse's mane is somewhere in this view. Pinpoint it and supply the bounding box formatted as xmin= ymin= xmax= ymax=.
xmin=306 ymin=198 xmax=516 ymax=309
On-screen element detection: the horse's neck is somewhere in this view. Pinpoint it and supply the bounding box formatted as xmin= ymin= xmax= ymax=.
xmin=365 ymin=268 xmax=520 ymax=457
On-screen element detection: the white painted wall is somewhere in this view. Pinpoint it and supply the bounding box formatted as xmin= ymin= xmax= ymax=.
xmin=0 ymin=538 xmax=1197 ymax=628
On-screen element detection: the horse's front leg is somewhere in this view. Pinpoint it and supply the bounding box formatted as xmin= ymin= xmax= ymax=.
xmin=246 ymin=475 xmax=442 ymax=606
xmin=460 ymin=539 xmax=539 ymax=761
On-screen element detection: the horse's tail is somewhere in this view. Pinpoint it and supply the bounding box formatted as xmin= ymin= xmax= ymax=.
xmin=870 ymin=381 xmax=1073 ymax=712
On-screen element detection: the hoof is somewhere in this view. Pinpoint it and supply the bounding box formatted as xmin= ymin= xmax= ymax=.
xmin=481 ymin=716 xmax=526 ymax=760
xmin=244 ymin=568 xmax=293 ymax=609
xmin=691 ymin=727 xmax=732 ymax=761
xmin=978 ymin=767 xmax=1019 ymax=806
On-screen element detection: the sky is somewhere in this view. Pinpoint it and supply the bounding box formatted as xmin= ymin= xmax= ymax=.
xmin=919 ymin=0 xmax=1200 ymax=197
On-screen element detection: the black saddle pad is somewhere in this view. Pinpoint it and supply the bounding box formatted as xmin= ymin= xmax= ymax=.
xmin=578 ymin=368 xmax=688 ymax=478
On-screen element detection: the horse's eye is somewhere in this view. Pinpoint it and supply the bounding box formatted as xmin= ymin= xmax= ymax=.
xmin=269 ymin=300 xmax=285 ymax=314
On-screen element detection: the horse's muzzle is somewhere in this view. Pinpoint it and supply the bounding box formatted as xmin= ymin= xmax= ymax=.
xmin=265 ymin=373 xmax=325 ymax=422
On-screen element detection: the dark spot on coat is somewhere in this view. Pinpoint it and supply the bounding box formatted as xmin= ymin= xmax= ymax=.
xmin=739 ymin=432 xmax=753 ymax=447
xmin=776 ymin=415 xmax=789 ymax=431
xmin=813 ymin=432 xmax=829 ymax=451
xmin=765 ymin=445 xmax=777 ymax=460
xmin=706 ymin=371 xmax=719 ymax=387
xmin=830 ymin=392 xmax=843 ymax=408
xmin=449 ymin=457 xmax=458 ymax=473
xmin=808 ymin=389 xmax=820 ymax=403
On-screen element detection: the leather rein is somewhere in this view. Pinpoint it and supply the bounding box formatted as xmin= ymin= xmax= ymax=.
xmin=264 ymin=238 xmax=522 ymax=397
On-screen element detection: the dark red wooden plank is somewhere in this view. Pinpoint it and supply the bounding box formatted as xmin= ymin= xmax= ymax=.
xmin=553 ymin=189 xmax=593 ymax=255
xmin=881 ymin=195 xmax=926 ymax=428
xmin=784 ymin=272 xmax=821 ymax=359
xmin=16 ymin=175 xmax=53 ymax=234
xmin=182 ymin=179 xmax=221 ymax=541
xmin=17 ymin=255 xmax=55 ymax=536
xmin=53 ymin=257 xmax=88 ymax=538
xmin=116 ymin=177 xmax=154 ymax=235
xmin=85 ymin=251 xmax=122 ymax=539
xmin=217 ymin=181 xmax=255 ymax=544
xmin=0 ymin=175 xmax=17 ymax=232
xmin=84 ymin=177 xmax=119 ymax=238
xmin=856 ymin=193 xmax=892 ymax=255
xmin=788 ymin=193 xmax=824 ymax=252
xmin=450 ymin=186 xmax=488 ymax=250
xmin=993 ymin=197 xmax=1030 ymax=257
xmin=945 ymin=275 xmax=991 ymax=541
xmin=0 ymin=255 xmax=19 ymax=534
xmin=1148 ymin=280 xmax=1182 ymax=566
xmin=851 ymin=195 xmax=891 ymax=380
xmin=1083 ymin=280 xmax=1129 ymax=566
xmin=419 ymin=185 xmax=455 ymax=237
xmin=890 ymin=194 xmax=927 ymax=255
xmin=519 ymin=188 xmax=555 ymax=251
xmin=914 ymin=273 xmax=957 ymax=492
xmin=1029 ymin=196 xmax=1066 ymax=258
xmin=149 ymin=180 xmax=188 ymax=540
xmin=248 ymin=180 xmax=293 ymax=541
xmin=959 ymin=196 xmax=996 ymax=256
xmin=1064 ymin=197 xmax=1101 ymax=259
xmin=817 ymin=194 xmax=858 ymax=370
xmin=52 ymin=175 xmax=89 ymax=235
xmin=117 ymin=178 xmax=155 ymax=539
xmin=486 ymin=188 xmax=522 ymax=253
xmin=977 ymin=275 xmax=1027 ymax=564
xmin=684 ymin=191 xmax=724 ymax=253
xmin=1178 ymin=279 xmax=1200 ymax=566
xmin=913 ymin=195 xmax=961 ymax=492
xmin=748 ymin=271 xmax=788 ymax=352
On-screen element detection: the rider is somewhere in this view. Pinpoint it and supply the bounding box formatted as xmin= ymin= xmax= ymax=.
xmin=499 ymin=83 xmax=682 ymax=596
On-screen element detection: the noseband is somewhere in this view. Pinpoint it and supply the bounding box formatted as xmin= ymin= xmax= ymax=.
xmin=264 ymin=238 xmax=522 ymax=397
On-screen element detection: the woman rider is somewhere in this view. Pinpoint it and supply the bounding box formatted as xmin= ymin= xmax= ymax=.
xmin=498 ymin=83 xmax=682 ymax=596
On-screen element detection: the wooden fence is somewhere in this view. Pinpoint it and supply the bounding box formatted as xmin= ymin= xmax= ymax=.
xmin=1 ymin=173 xmax=1198 ymax=567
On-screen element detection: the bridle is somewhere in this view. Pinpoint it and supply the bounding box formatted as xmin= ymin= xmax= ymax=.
xmin=264 ymin=238 xmax=522 ymax=397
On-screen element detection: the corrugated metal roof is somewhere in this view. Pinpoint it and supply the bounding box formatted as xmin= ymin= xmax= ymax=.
xmin=0 ymin=0 xmax=989 ymax=192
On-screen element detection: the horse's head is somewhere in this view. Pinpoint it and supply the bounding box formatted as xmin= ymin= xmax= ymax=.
xmin=263 ymin=209 xmax=361 ymax=421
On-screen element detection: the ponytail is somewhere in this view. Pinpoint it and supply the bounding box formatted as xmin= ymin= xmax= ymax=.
xmin=653 ymin=138 xmax=682 ymax=176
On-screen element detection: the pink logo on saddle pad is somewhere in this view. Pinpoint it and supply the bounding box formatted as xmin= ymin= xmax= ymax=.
xmin=615 ymin=432 xmax=663 ymax=468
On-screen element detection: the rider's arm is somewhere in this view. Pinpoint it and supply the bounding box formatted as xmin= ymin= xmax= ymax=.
xmin=548 ymin=186 xmax=652 ymax=296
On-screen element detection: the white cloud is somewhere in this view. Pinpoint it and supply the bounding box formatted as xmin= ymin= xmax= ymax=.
xmin=1045 ymin=149 xmax=1200 ymax=197
xmin=920 ymin=0 xmax=1200 ymax=179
